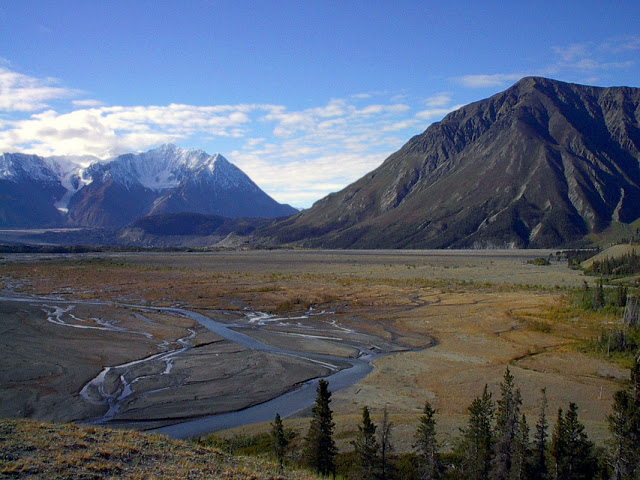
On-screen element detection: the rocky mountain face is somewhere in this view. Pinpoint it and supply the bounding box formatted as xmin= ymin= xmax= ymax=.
xmin=0 ymin=153 xmax=68 ymax=227
xmin=267 ymin=77 xmax=640 ymax=248
xmin=0 ymin=145 xmax=296 ymax=228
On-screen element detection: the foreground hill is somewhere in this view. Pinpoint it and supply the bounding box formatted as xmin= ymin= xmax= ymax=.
xmin=0 ymin=418 xmax=316 ymax=479
xmin=267 ymin=77 xmax=640 ymax=249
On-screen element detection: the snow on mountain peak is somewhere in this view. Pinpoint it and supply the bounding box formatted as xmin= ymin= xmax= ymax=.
xmin=0 ymin=153 xmax=60 ymax=184
xmin=2 ymin=145 xmax=263 ymax=217
xmin=83 ymin=144 xmax=254 ymax=193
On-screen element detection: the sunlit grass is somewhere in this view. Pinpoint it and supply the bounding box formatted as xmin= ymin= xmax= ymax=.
xmin=0 ymin=418 xmax=319 ymax=479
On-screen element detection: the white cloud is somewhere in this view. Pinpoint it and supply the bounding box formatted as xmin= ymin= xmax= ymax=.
xmin=424 ymin=93 xmax=452 ymax=108
xmin=599 ymin=35 xmax=640 ymax=54
xmin=458 ymin=36 xmax=639 ymax=93
xmin=0 ymin=67 xmax=77 ymax=112
xmin=457 ymin=73 xmax=525 ymax=88
xmin=231 ymin=148 xmax=388 ymax=207
xmin=416 ymin=105 xmax=464 ymax=121
xmin=0 ymin=66 xmax=460 ymax=207
xmin=551 ymin=38 xmax=637 ymax=74
xmin=0 ymin=103 xmax=268 ymax=158
xmin=72 ymin=99 xmax=104 ymax=108
xmin=354 ymin=103 xmax=410 ymax=116
xmin=552 ymin=43 xmax=590 ymax=63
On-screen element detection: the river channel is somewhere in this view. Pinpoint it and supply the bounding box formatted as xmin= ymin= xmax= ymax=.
xmin=0 ymin=291 xmax=396 ymax=439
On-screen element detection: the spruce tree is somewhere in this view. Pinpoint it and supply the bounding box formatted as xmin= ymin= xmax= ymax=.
xmin=352 ymin=406 xmax=379 ymax=480
xmin=494 ymin=367 xmax=522 ymax=480
xmin=271 ymin=413 xmax=289 ymax=470
xmin=414 ymin=401 xmax=440 ymax=479
xmin=379 ymin=406 xmax=394 ymax=480
xmin=609 ymin=389 xmax=634 ymax=480
xmin=551 ymin=408 xmax=567 ymax=480
xmin=532 ymin=388 xmax=549 ymax=480
xmin=616 ymin=284 xmax=628 ymax=308
xmin=304 ymin=379 xmax=337 ymax=477
xmin=564 ymin=402 xmax=597 ymax=479
xmin=552 ymin=403 xmax=597 ymax=480
xmin=609 ymin=360 xmax=640 ymax=480
xmin=512 ymin=413 xmax=531 ymax=480
xmin=459 ymin=385 xmax=495 ymax=480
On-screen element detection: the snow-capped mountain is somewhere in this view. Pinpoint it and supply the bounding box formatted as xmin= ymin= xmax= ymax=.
xmin=85 ymin=144 xmax=259 ymax=193
xmin=0 ymin=153 xmax=69 ymax=227
xmin=0 ymin=145 xmax=296 ymax=228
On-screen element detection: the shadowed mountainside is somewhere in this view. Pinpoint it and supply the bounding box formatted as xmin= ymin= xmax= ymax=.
xmin=264 ymin=77 xmax=640 ymax=248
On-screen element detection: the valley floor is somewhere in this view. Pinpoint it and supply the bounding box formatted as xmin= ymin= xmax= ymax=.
xmin=0 ymin=249 xmax=627 ymax=450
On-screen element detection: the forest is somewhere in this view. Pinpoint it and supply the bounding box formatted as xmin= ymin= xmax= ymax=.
xmin=203 ymin=365 xmax=640 ymax=480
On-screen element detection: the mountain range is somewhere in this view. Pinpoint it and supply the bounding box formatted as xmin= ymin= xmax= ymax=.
xmin=262 ymin=77 xmax=640 ymax=248
xmin=0 ymin=145 xmax=296 ymax=228
xmin=2 ymin=77 xmax=639 ymax=249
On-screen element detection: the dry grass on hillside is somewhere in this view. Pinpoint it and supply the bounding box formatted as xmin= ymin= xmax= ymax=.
xmin=581 ymin=244 xmax=639 ymax=269
xmin=0 ymin=418 xmax=317 ymax=480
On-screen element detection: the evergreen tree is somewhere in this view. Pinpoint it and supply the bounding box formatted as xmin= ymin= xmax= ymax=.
xmin=511 ymin=414 xmax=531 ymax=480
xmin=352 ymin=406 xmax=379 ymax=480
xmin=414 ymin=401 xmax=440 ymax=479
xmin=304 ymin=379 xmax=337 ymax=477
xmin=459 ymin=385 xmax=495 ymax=480
xmin=494 ymin=367 xmax=523 ymax=480
xmin=379 ymin=406 xmax=394 ymax=480
xmin=616 ymin=284 xmax=628 ymax=308
xmin=271 ymin=413 xmax=289 ymax=470
xmin=609 ymin=360 xmax=640 ymax=480
xmin=552 ymin=403 xmax=597 ymax=480
xmin=609 ymin=389 xmax=634 ymax=480
xmin=532 ymin=388 xmax=549 ymax=480
xmin=551 ymin=408 xmax=567 ymax=480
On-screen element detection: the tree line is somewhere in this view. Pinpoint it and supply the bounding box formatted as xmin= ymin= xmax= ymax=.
xmin=585 ymin=250 xmax=640 ymax=277
xmin=269 ymin=364 xmax=640 ymax=479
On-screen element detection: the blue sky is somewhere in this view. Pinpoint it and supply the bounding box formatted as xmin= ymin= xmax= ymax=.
xmin=1 ymin=1 xmax=639 ymax=208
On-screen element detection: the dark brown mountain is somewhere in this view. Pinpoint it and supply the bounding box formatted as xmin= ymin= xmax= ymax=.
xmin=266 ymin=77 xmax=640 ymax=248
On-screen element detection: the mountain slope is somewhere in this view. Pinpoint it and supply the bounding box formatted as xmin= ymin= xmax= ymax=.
xmin=0 ymin=145 xmax=296 ymax=229
xmin=67 ymin=145 xmax=297 ymax=228
xmin=119 ymin=212 xmax=275 ymax=247
xmin=0 ymin=153 xmax=67 ymax=227
xmin=267 ymin=77 xmax=640 ymax=248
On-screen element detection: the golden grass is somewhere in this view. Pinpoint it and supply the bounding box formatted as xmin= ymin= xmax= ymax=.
xmin=0 ymin=418 xmax=319 ymax=479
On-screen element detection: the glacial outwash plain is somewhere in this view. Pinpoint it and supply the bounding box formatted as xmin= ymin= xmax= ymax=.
xmin=0 ymin=249 xmax=627 ymax=450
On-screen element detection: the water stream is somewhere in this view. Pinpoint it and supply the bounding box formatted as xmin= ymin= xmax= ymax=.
xmin=0 ymin=291 xmax=386 ymax=438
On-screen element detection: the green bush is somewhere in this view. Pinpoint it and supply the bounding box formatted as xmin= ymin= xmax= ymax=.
xmin=527 ymin=257 xmax=550 ymax=266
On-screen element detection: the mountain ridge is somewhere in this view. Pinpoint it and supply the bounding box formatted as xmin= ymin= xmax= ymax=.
xmin=264 ymin=77 xmax=640 ymax=248
xmin=0 ymin=145 xmax=296 ymax=228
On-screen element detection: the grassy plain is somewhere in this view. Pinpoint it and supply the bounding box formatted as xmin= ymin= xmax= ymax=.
xmin=0 ymin=249 xmax=628 ymax=451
